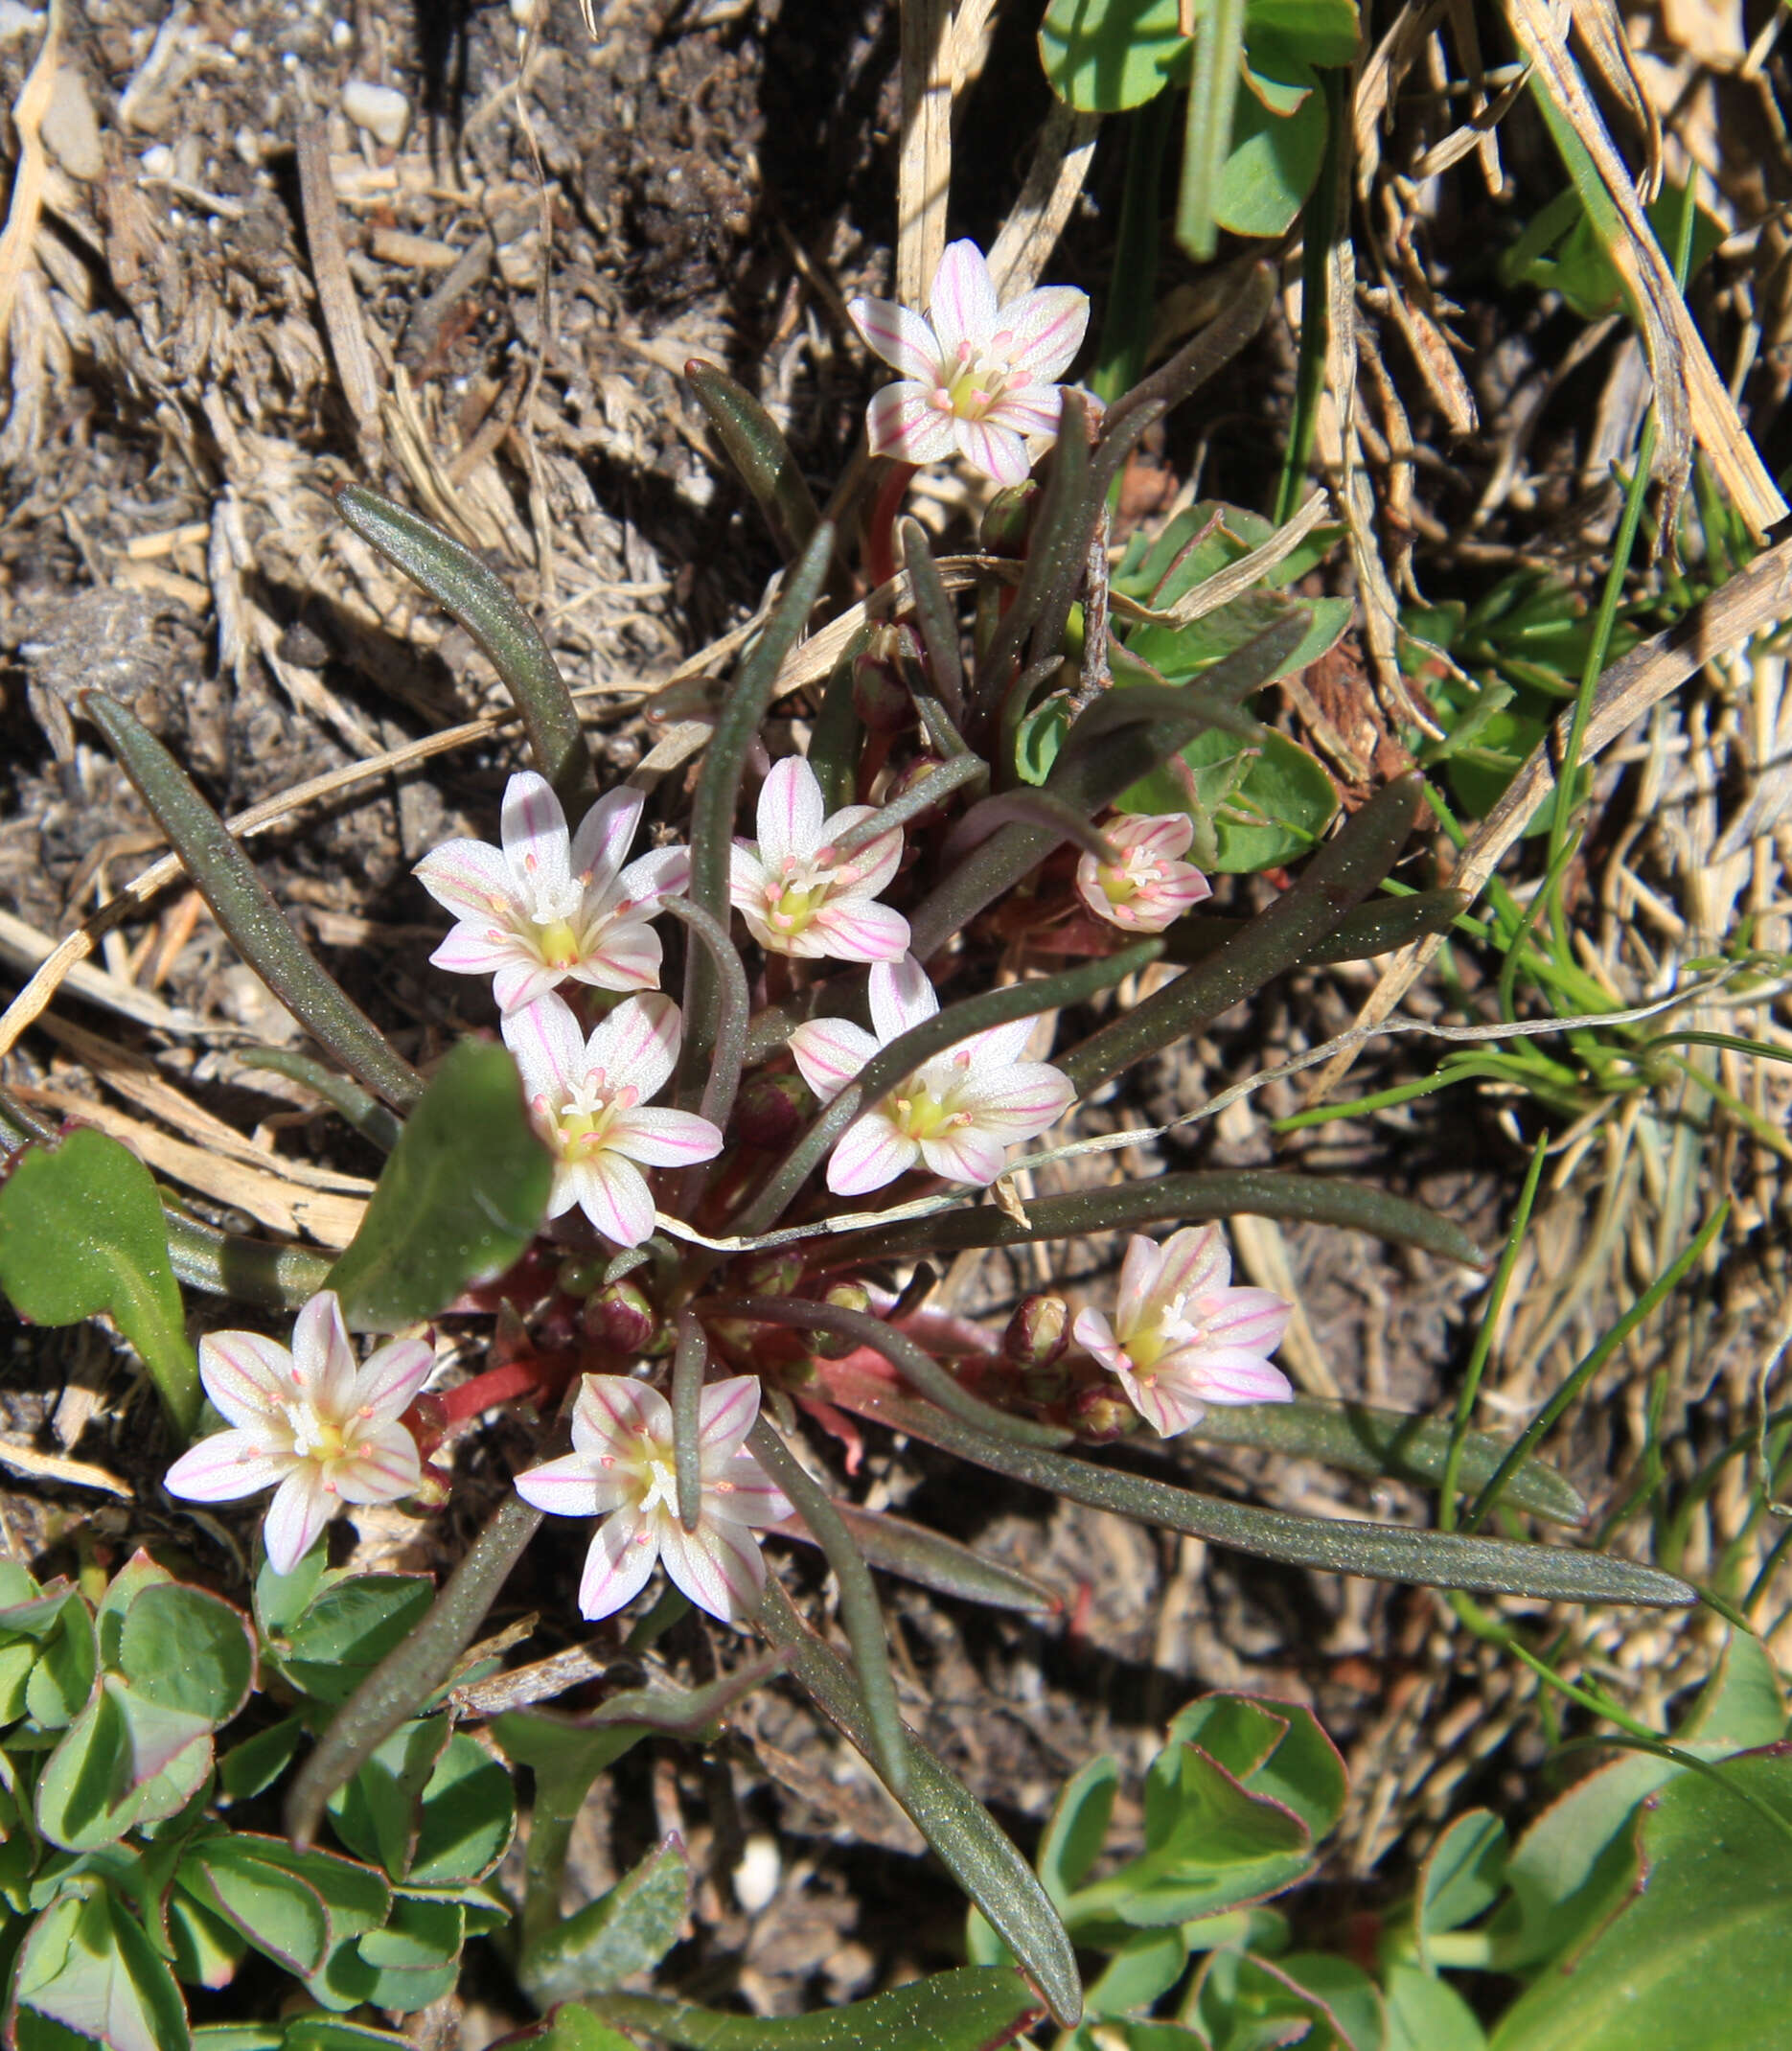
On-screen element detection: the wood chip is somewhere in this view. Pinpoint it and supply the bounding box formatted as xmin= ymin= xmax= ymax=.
xmin=0 ymin=1439 xmax=131 ymax=1497
xmin=295 ymin=119 xmax=381 ymax=445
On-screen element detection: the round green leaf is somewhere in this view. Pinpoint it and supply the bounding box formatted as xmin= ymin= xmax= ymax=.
xmin=1214 ymin=44 xmax=1327 ymax=238
xmin=1118 ymin=726 xmax=1340 ymax=871
xmin=119 ymin=1586 xmax=253 ymax=1727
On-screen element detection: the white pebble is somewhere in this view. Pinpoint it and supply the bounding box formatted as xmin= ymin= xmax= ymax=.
xmin=329 ymin=18 xmax=351 ymax=48
xmin=139 ymin=143 xmax=173 ymax=177
xmin=731 ymin=1832 xmax=780 ymax=1917
xmin=341 ymin=78 xmax=409 ymax=150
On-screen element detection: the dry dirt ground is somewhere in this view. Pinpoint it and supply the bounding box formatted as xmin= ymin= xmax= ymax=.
xmin=1 ymin=0 xmax=1789 ymax=2033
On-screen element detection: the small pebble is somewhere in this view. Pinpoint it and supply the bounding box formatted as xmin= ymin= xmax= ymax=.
xmin=329 ymin=18 xmax=351 ymax=49
xmin=732 ymin=1832 xmax=780 ymax=1917
xmin=341 ymin=78 xmax=409 ymax=150
xmin=139 ymin=143 xmax=173 ymax=177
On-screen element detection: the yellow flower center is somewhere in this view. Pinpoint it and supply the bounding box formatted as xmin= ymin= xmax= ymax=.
xmin=767 ymin=881 xmax=825 ymax=934
xmin=535 ymin=916 xmax=582 ymax=968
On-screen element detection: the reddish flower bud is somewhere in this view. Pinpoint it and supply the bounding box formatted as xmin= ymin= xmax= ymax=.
xmin=582 ymin=1279 xmax=657 ymax=1355
xmin=852 ymin=643 xmax=913 ymax=734
xmin=732 ymin=1072 xmax=814 ymax=1150
xmin=980 ymin=480 xmax=1038 ymax=555
xmin=1071 ymin=1383 xmax=1141 ymax=1442
xmin=1004 ymin=1293 xmax=1068 ymax=1371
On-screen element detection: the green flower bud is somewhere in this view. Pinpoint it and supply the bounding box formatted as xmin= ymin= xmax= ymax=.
xmin=1004 ymin=1293 xmax=1068 ymax=1371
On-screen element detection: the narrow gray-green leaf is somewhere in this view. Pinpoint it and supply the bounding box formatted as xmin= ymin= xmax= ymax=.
xmin=328 ymin=1039 xmax=552 ymax=1330
xmin=163 ymin=1207 xmax=333 ymax=1311
xmin=334 ymin=482 xmax=590 ymax=809
xmin=236 ymin=1049 xmax=403 ymax=1152
xmin=758 ymin=1579 xmax=1082 ymax=2025
xmin=897 ymin=518 xmax=966 ymax=720
xmin=686 ymin=360 xmax=822 ymax=561
xmin=822 ymin=1167 xmax=1484 ymax=1269
xmin=783 ymin=1504 xmax=1056 ymax=1615
xmin=83 ymin=692 xmax=424 ymax=1110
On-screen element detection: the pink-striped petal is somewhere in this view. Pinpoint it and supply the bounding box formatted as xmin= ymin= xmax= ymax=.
xmin=756 ymin=755 xmax=826 ymax=871
xmin=514 ymin=1448 xmax=610 ymax=1519
xmin=572 ymin=1372 xmax=669 ymax=1460
xmin=990 ymin=285 xmax=1090 ymax=383
xmin=543 ymin=1163 xmax=583 ymax=1221
xmin=658 ymin=1513 xmax=768 ymax=1625
xmin=332 ymin=1424 xmax=424 ymax=1504
xmin=953 ymin=417 xmax=1031 ymax=487
xmin=868 ymin=954 xmax=939 ymax=1042
xmin=1159 ymin=1347 xmax=1294 ymax=1407
xmin=574 ymin=921 xmax=663 ymax=994
xmin=609 ymin=1106 xmax=724 ymax=1168
xmin=165 ymin=1430 xmax=294 ymax=1504
xmin=730 ymin=841 xmax=772 ymax=909
xmin=918 ymin=1125 xmax=1008 ymax=1187
xmin=708 ymin=1449 xmax=793 ymax=1528
xmin=953 ymin=1062 xmax=1074 ymax=1139
xmin=1071 ymin=1307 xmax=1128 ymax=1378
xmin=1152 ymin=1225 xmax=1232 ymax=1307
xmin=929 ymin=240 xmax=999 ymax=354
xmin=293 ymin=1291 xmax=356 ymax=1417
xmin=197 ymin=1329 xmax=294 ymax=1429
xmin=1114 ymin=1364 xmax=1204 ymax=1439
xmin=429 ymin=924 xmax=530 ymax=978
xmin=958 ymin=1014 xmax=1043 ymax=1071
xmin=821 ymin=812 xmax=903 ymax=900
xmin=414 ymin=839 xmax=519 ymax=922
xmin=788 ymin=1017 xmax=880 ymax=1103
xmin=585 ymin=991 xmax=680 ymax=1100
xmin=1114 ymin=1234 xmax=1164 ymax=1338
xmin=352 ymin=1337 xmax=435 ymax=1426
xmin=1195 ymin=1287 xmax=1294 ymax=1353
xmin=697 ymin=1375 xmax=762 ymax=1461
xmin=983 ymin=387 xmax=1064 ymax=439
xmin=578 ymin=1509 xmax=661 ymax=1621
xmin=826 ymin=1114 xmax=920 ymax=1195
xmin=263 ymin=1468 xmax=336 ymax=1576
xmin=571 ymin=1152 xmax=657 ymax=1249
xmin=613 ymin=844 xmax=691 ymax=911
xmin=493 ymin=957 xmax=570 ymax=1014
xmin=866 ymin=383 xmax=958 ymax=466
xmin=848 ymin=294 xmax=945 ymax=381
xmin=567 ymin=784 xmax=644 ymax=888
xmin=503 ymin=991 xmax=588 ymax=1103
xmin=1111 ymin=812 xmax=1197 ymax=859
xmin=811 ymin=899 xmax=911 ymax=963
xmin=501 ymin=772 xmax=572 ymax=901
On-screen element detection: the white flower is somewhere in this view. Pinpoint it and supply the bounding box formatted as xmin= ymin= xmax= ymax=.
xmin=1076 ymin=813 xmax=1214 ymax=934
xmin=415 ymin=772 xmax=689 ymax=1014
xmin=164 ymin=1291 xmax=432 ymax=1575
xmin=729 ymin=754 xmax=909 ymax=962
xmin=504 ymin=990 xmax=723 ymax=1249
xmin=848 ymin=240 xmax=1091 ymax=487
xmin=514 ymin=1372 xmax=793 ymax=1624
xmin=1072 ymin=1227 xmax=1293 ymax=1438
xmin=788 ymin=953 xmax=1075 ymax=1196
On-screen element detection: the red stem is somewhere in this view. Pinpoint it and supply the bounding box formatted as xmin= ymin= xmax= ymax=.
xmin=865 ymin=462 xmax=915 ymax=589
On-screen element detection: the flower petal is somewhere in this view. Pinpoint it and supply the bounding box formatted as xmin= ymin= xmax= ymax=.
xmin=1114 ymin=1234 xmax=1164 ymax=1338
xmin=613 ymin=844 xmax=691 ymax=911
xmin=788 ymin=1017 xmax=880 ymax=1103
xmin=263 ymin=1468 xmax=337 ymax=1577
xmin=516 ymin=1449 xmax=610 ymax=1520
xmin=503 ymin=991 xmax=587 ymax=1104
xmin=697 ymin=1375 xmax=763 ymax=1462
xmin=1195 ymin=1287 xmax=1294 ymax=1354
xmin=1071 ymin=1307 xmax=1129 ymax=1379
xmin=868 ymin=954 xmax=939 ymax=1043
xmin=429 ymin=924 xmax=530 ymax=979
xmin=957 ymin=1013 xmax=1045 ymax=1071
xmin=165 ymin=1431 xmax=293 ymax=1504
xmin=820 ymin=811 xmax=903 ymax=901
xmin=756 ymin=755 xmax=826 ymax=872
xmin=573 ymin=919 xmax=664 ymax=994
xmin=708 ymin=1449 xmax=794 ymax=1528
xmin=567 ymin=784 xmax=643 ymax=889
xmin=918 ymin=1125 xmax=1008 ymax=1186
xmin=991 ymin=285 xmax=1090 ymax=383
xmin=953 ymin=416 xmax=1031 ymax=488
xmin=1152 ymin=1225 xmax=1231 ymax=1306
xmin=414 ymin=839 xmax=520 ymax=924
xmin=572 ymin=1372 xmax=670 ymax=1458
xmin=573 ymin=1151 xmax=658 ymax=1249
xmin=952 ymin=1061 xmax=1075 ymax=1140
xmin=332 ymin=1423 xmax=423 ymax=1504
xmin=1158 ymin=1346 xmax=1294 ymax=1407
xmin=1111 ymin=812 xmax=1196 ymax=859
xmin=848 ymin=294 xmax=943 ymax=381
xmin=827 ymin=1114 xmax=919 ymax=1195
xmin=291 ymin=1291 xmax=356 ymax=1418
xmin=578 ymin=1509 xmax=662 ymax=1621
xmin=1113 ymin=1364 xmax=1205 ymax=1439
xmin=353 ymin=1338 xmax=436 ymax=1426
xmin=929 ymin=240 xmax=999 ymax=354
xmin=501 ymin=772 xmax=572 ymax=903
xmin=983 ymin=387 xmax=1064 ymax=440
xmin=493 ymin=958 xmax=571 ymax=1015
xmin=609 ymin=1106 xmax=724 ymax=1168
xmin=197 ymin=1330 xmax=295 ymax=1430
xmin=866 ymin=383 xmax=958 ymax=466
xmin=810 ymin=898 xmax=911 ymax=963
xmin=658 ymin=1514 xmax=768 ymax=1625
xmin=586 ymin=992 xmax=681 ymax=1100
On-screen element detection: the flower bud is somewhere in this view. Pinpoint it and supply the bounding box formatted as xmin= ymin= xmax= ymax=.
xmin=735 ymin=1248 xmax=805 ymax=1298
xmin=882 ymin=751 xmax=949 ymax=832
xmin=582 ymin=1279 xmax=657 ymax=1355
xmin=1004 ymin=1294 xmax=1068 ymax=1371
xmin=732 ymin=1072 xmax=815 ymax=1150
xmin=980 ymin=481 xmax=1038 ymax=555
xmin=557 ymin=1255 xmax=608 ymax=1299
xmin=1020 ymin=1361 xmax=1071 ymax=1407
xmin=810 ymin=1281 xmax=870 ymax=1359
xmin=1071 ymin=1383 xmax=1140 ymax=1442
xmin=851 ymin=642 xmax=913 ymax=734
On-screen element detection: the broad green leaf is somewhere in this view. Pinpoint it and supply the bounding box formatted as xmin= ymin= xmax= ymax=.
xmin=177 ymin=1841 xmax=331 ymax=1978
xmin=1190 ymin=1947 xmax=1371 ymax=2051
xmin=190 ymin=2033 xmax=279 ymax=2051
xmin=1416 ymin=1810 xmax=1505 ymax=1958
xmin=1248 ymin=0 xmax=1357 ymax=64
xmin=109 ymin=1683 xmax=216 ymax=1824
xmin=218 ymin=1717 xmax=306 ymax=1803
xmin=165 ymin=1893 xmax=248 ymax=1992
xmin=11 ymin=1882 xmax=190 ymax=2051
xmin=515 ymin=2013 xmax=636 ymax=2051
xmin=285 ymin=2024 xmax=414 ymax=2051
xmin=1123 ymin=588 xmax=1350 ymax=683
xmin=521 ymin=1833 xmax=690 ymax=2004
xmin=326 ymin=1039 xmax=552 ymax=1331
xmin=1039 ymin=1754 xmax=1121 ymax=1906
xmin=325 ymin=1897 xmax=463 ymax=2013
xmin=1275 ymin=1955 xmax=1385 ymax=2050
xmin=0 ymin=1642 xmax=38 ymax=1726
xmin=1039 ymin=0 xmax=1189 ymax=115
xmin=1383 ymin=1963 xmax=1486 ymax=2051
xmin=0 ymin=1128 xmax=198 ymax=1434
xmin=36 ymin=1683 xmax=144 ymax=1851
xmin=549 ymin=1966 xmax=1048 ymax=2049
xmin=1489 ymin=1752 xmax=1792 ymax=2051
xmin=1086 ymin=1925 xmax=1191 ymax=2016
xmin=325 ymin=1719 xmax=450 ymax=1881
xmin=405 ymin=1733 xmax=517 ymax=1884
xmin=1164 ymin=1697 xmax=1344 ymax=1842
xmin=270 ymin=1576 xmax=433 ymax=1705
xmin=253 ymin=1539 xmax=331 ymax=1641
xmin=118 ymin=1586 xmax=253 ymax=1729
xmin=1213 ymin=35 xmax=1326 ymax=239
